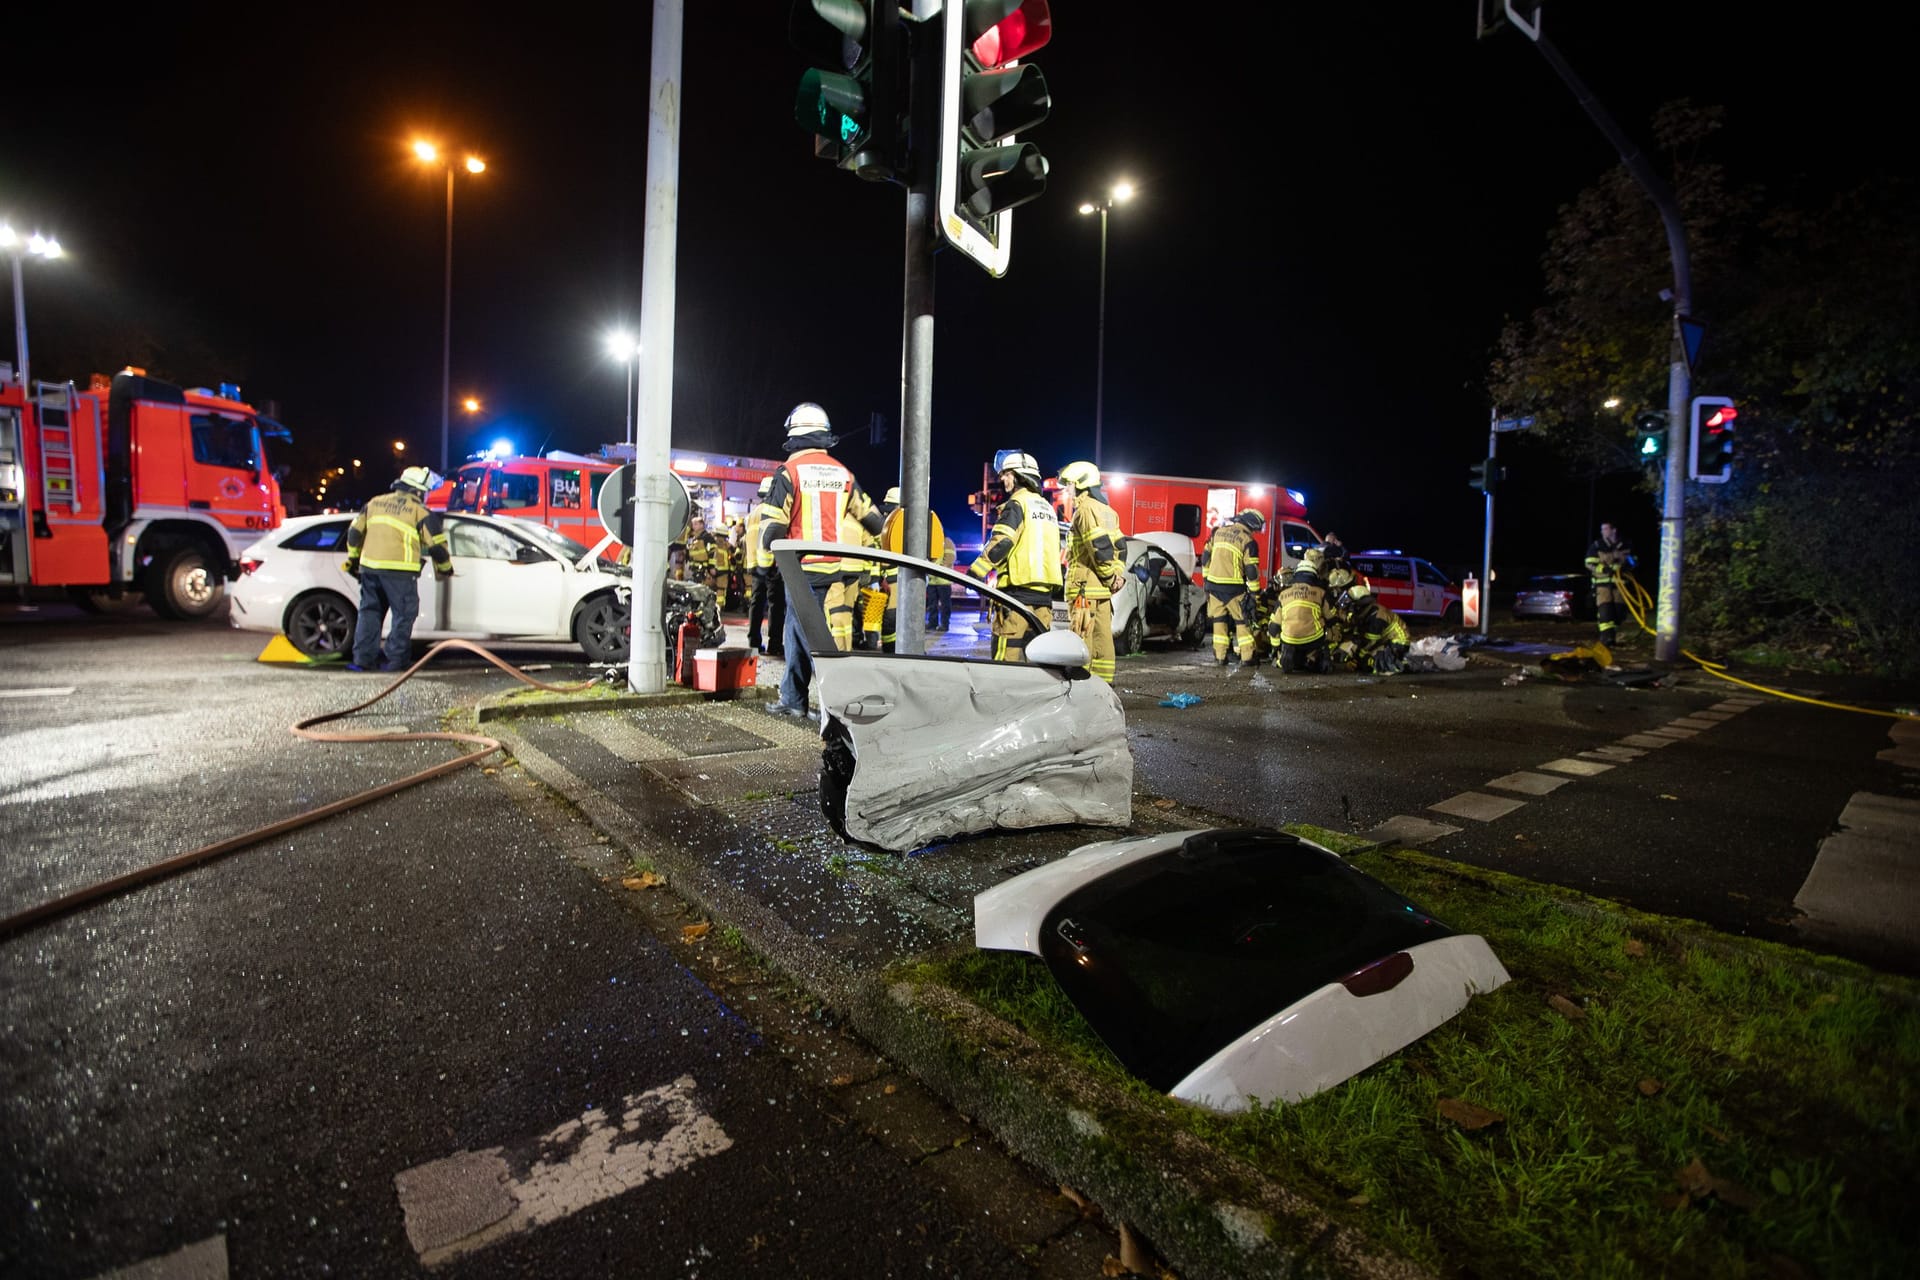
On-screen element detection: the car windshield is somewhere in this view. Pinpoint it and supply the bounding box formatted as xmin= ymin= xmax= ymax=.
xmin=1034 ymin=829 xmax=1455 ymax=1091
xmin=511 ymin=520 xmax=596 ymax=563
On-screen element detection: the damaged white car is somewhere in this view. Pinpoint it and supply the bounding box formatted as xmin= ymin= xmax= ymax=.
xmin=975 ymin=827 xmax=1511 ymax=1112
xmin=773 ymin=541 xmax=1133 ymax=853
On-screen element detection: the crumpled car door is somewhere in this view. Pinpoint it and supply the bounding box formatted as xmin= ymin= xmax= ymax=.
xmin=774 ymin=540 xmax=1132 ymax=852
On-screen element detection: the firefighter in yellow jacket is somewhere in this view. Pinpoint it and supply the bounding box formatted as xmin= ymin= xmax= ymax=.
xmin=1342 ymin=582 xmax=1411 ymax=674
xmin=758 ymin=403 xmax=884 ymax=716
xmin=342 ymin=465 xmax=452 ymax=672
xmin=1272 ymin=548 xmax=1331 ymax=673
xmin=1057 ymin=460 xmax=1126 ymax=682
xmin=1202 ymin=509 xmax=1264 ymax=665
xmin=860 ymin=487 xmax=903 ymax=651
xmin=968 ymin=452 xmax=1061 ymax=661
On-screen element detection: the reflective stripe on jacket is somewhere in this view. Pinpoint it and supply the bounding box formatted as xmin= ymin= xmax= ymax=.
xmin=758 ymin=450 xmax=879 ymax=575
xmin=1278 ymin=581 xmax=1328 ymax=643
xmin=1065 ymin=493 xmax=1123 ymax=601
xmin=347 ymin=492 xmax=450 ymax=573
xmin=977 ymin=489 xmax=1063 ymax=591
xmin=1203 ymin=522 xmax=1259 ymax=588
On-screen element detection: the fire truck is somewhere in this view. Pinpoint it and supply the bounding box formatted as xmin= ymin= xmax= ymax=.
xmin=970 ymin=457 xmax=1321 ymax=577
xmin=0 ymin=367 xmax=288 ymax=617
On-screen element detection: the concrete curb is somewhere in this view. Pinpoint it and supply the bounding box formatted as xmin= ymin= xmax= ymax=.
xmin=476 ymin=684 xmax=773 ymax=723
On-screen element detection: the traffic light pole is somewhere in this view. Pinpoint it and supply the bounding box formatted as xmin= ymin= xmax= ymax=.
xmin=893 ymin=1 xmax=940 ymax=657
xmin=1480 ymin=413 xmax=1496 ymax=638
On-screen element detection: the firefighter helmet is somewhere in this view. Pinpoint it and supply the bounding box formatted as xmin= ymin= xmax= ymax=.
xmin=1327 ymin=566 xmax=1355 ymax=591
xmin=1346 ymin=583 xmax=1372 ymax=601
xmin=781 ymin=402 xmax=836 ymax=451
xmin=883 ymin=486 xmax=901 ymax=506
xmin=998 ymin=452 xmax=1043 ymax=492
xmin=1235 ymin=508 xmax=1266 ymax=532
xmin=1297 ymin=546 xmax=1326 ymax=573
xmin=395 ymin=465 xmax=434 ymax=495
xmin=1057 ymin=460 xmax=1101 ymax=492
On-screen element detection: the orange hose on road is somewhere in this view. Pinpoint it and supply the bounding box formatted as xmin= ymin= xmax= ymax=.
xmin=0 ymin=639 xmax=598 ymax=941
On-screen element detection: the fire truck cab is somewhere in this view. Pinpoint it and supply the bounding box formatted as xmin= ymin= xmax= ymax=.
xmin=0 ymin=367 xmax=288 ymax=617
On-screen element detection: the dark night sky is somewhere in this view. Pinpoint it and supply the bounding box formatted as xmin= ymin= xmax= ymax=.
xmin=2 ymin=2 xmax=1907 ymax=572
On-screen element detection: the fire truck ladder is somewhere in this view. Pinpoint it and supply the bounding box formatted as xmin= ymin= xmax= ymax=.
xmin=33 ymin=381 xmax=81 ymax=514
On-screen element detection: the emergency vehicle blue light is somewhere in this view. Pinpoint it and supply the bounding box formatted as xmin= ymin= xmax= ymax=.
xmin=218 ymin=382 xmax=242 ymax=401
xmin=490 ymin=438 xmax=514 ymax=459
xmin=1286 ymin=488 xmax=1306 ymax=506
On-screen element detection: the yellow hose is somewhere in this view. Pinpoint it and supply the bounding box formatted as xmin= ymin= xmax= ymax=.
xmin=1615 ymin=570 xmax=1914 ymax=719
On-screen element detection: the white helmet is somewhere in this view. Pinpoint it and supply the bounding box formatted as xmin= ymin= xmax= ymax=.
xmin=883 ymin=486 xmax=901 ymax=506
xmin=782 ymin=402 xmax=835 ymax=450
xmin=998 ymin=451 xmax=1043 ymax=492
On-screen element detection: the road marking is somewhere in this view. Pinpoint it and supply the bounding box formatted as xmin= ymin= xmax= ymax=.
xmin=1538 ymin=757 xmax=1614 ymax=777
xmin=1723 ymin=696 xmax=1765 ymax=706
xmin=1793 ymin=793 xmax=1920 ymax=956
xmin=0 ymin=686 xmax=77 ymax=699
xmin=1709 ymin=701 xmax=1754 ymax=712
xmin=1688 ymin=710 xmax=1737 ymax=722
xmin=1484 ymin=770 xmax=1571 ymax=796
xmin=1428 ymin=792 xmax=1528 ymax=822
xmin=394 ymin=1075 xmax=732 ymax=1268
xmin=1366 ymin=814 xmax=1463 ymax=845
xmin=1617 ymin=734 xmax=1678 ymax=749
xmin=1644 ymin=726 xmax=1701 ymax=738
xmin=1584 ymin=745 xmax=1646 ymax=760
xmin=1668 ymin=717 xmax=1722 ymax=730
xmin=87 ymin=1235 xmax=228 ymax=1279
xmin=1878 ymin=720 xmax=1920 ymax=770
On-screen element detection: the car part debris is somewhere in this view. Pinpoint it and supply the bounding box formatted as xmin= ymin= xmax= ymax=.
xmin=1407 ymin=635 xmax=1469 ymax=672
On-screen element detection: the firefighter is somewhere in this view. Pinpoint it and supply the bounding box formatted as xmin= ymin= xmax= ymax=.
xmin=1272 ymin=551 xmax=1331 ymax=673
xmin=758 ymin=403 xmax=884 ymax=716
xmin=1584 ymin=520 xmax=1632 ymax=642
xmin=342 ymin=465 xmax=453 ymax=672
xmin=968 ymin=452 xmax=1061 ymax=661
xmin=1342 ymin=582 xmax=1411 ymax=674
xmin=685 ymin=514 xmax=723 ymax=592
xmin=1057 ymin=460 xmax=1126 ymax=682
xmin=927 ymin=537 xmax=956 ymax=631
xmin=860 ymin=486 xmax=903 ymax=651
xmin=1323 ymin=565 xmax=1356 ymax=664
xmin=1202 ymin=509 xmax=1264 ymax=665
xmin=745 ymin=476 xmax=785 ymax=656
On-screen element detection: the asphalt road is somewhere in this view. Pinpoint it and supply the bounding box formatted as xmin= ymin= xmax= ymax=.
xmin=0 ymin=606 xmax=1048 ymax=1278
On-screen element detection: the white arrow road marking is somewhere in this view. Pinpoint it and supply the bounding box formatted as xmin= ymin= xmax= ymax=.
xmin=86 ymin=1235 xmax=227 ymax=1279
xmin=394 ymin=1074 xmax=733 ymax=1268
xmin=0 ymin=686 xmax=77 ymax=698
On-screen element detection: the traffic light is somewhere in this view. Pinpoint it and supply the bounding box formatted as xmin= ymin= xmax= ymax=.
xmin=792 ymin=1 xmax=901 ymax=180
xmin=1634 ymin=410 xmax=1668 ymax=460
xmin=1690 ymin=396 xmax=1738 ymax=483
xmin=1468 ymin=459 xmax=1505 ymax=493
xmin=937 ymin=1 xmax=1053 ymax=276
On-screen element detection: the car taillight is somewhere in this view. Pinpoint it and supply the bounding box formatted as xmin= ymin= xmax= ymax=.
xmin=240 ymin=557 xmax=264 ymax=576
xmin=1340 ymin=951 xmax=1414 ymax=997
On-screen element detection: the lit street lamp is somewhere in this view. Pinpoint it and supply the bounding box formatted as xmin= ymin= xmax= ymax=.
xmin=1076 ymin=180 xmax=1134 ymax=467
xmin=2 ymin=221 xmax=65 ymax=391
xmin=411 ymin=138 xmax=489 ymax=474
xmin=462 ymin=396 xmax=482 ymax=414
xmin=604 ymin=330 xmax=641 ymax=449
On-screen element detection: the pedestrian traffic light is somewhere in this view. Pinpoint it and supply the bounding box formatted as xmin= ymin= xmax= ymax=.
xmin=937 ymin=0 xmax=1053 ymax=276
xmin=792 ymin=1 xmax=901 ymax=180
xmin=1634 ymin=410 xmax=1668 ymax=460
xmin=1468 ymin=459 xmax=1504 ymax=493
xmin=1690 ymin=396 xmax=1738 ymax=483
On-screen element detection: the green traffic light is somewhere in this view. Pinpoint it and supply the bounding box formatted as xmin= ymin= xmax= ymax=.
xmin=796 ymin=68 xmax=868 ymax=148
xmin=1640 ymin=436 xmax=1660 ymax=457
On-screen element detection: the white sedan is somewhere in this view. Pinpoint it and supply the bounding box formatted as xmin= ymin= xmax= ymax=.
xmin=1110 ymin=532 xmax=1209 ymax=653
xmin=229 ymin=513 xmax=633 ymax=661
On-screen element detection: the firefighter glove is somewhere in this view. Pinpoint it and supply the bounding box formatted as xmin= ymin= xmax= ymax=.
xmin=343 ymin=560 xmax=361 ymax=580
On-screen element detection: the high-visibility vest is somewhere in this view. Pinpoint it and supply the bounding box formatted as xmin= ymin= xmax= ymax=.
xmin=998 ymin=490 xmax=1063 ymax=591
xmin=1278 ymin=580 xmax=1328 ymax=643
xmin=745 ymin=509 xmax=773 ymax=570
xmin=1204 ymin=523 xmax=1258 ymax=587
xmin=1066 ymin=494 xmax=1123 ymax=601
xmin=348 ymin=491 xmax=450 ymax=573
xmin=764 ymin=450 xmax=866 ymax=574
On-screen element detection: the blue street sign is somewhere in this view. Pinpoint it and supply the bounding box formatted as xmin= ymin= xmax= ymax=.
xmin=1681 ymin=317 xmax=1707 ymax=372
xmin=1492 ymin=415 xmax=1535 ymax=433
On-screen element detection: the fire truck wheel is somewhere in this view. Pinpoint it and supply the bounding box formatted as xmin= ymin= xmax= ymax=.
xmin=1122 ymin=610 xmax=1146 ymax=656
xmin=286 ymin=591 xmax=357 ymax=656
xmin=148 ymin=547 xmax=225 ymax=619
xmin=820 ymin=719 xmax=854 ymax=844
xmin=574 ymin=592 xmax=630 ymax=662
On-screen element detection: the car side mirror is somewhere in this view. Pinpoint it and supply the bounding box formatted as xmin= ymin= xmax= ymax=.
xmin=1024 ymin=629 xmax=1091 ymax=669
xmin=514 ymin=545 xmax=547 ymax=564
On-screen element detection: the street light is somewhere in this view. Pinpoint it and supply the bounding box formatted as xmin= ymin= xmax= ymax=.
xmin=462 ymin=396 xmax=482 ymax=414
xmin=1 ymin=221 xmax=65 ymax=391
xmin=410 ymin=137 xmax=489 ymax=474
xmin=604 ymin=330 xmax=641 ymax=449
xmin=1076 ymin=180 xmax=1134 ymax=467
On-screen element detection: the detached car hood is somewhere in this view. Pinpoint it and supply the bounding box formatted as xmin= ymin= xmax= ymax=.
xmin=975 ymin=828 xmax=1510 ymax=1111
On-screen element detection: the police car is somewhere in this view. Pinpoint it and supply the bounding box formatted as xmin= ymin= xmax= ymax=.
xmin=1347 ymin=550 xmax=1464 ymax=624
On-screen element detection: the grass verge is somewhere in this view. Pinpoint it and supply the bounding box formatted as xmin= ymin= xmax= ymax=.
xmin=900 ymin=824 xmax=1919 ymax=1278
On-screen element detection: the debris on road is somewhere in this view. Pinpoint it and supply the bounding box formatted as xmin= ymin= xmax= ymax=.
xmin=1406 ymin=636 xmax=1469 ymax=672
xmin=1157 ymin=692 xmax=1204 ymax=708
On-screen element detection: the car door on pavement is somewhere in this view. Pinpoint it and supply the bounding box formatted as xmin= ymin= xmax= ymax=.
xmin=442 ymin=518 xmax=566 ymax=637
xmin=1353 ymin=557 xmax=1415 ymax=614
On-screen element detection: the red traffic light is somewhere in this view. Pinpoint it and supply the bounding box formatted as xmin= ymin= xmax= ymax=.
xmin=1703 ymin=405 xmax=1737 ymax=431
xmin=969 ymin=0 xmax=1051 ymax=68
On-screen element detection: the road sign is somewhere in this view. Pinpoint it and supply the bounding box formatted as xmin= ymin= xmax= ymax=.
xmin=1492 ymin=416 xmax=1535 ymax=433
xmin=597 ymin=464 xmax=691 ymax=544
xmin=1680 ymin=317 xmax=1707 ymax=372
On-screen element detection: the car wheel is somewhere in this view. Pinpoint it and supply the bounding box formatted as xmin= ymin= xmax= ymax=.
xmin=820 ymin=719 xmax=854 ymax=844
xmin=1443 ymin=603 xmax=1463 ymax=628
xmin=286 ymin=591 xmax=357 ymax=656
xmin=574 ymin=592 xmax=630 ymax=662
xmin=1122 ymin=609 xmax=1146 ymax=656
xmin=147 ymin=547 xmax=224 ymax=620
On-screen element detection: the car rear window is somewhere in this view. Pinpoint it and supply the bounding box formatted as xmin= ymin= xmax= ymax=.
xmin=281 ymin=521 xmax=352 ymax=551
xmin=1035 ymin=829 xmax=1455 ymax=1091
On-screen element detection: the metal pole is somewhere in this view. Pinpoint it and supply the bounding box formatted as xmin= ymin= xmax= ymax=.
xmin=1093 ymin=205 xmax=1107 ymax=467
xmin=440 ymin=165 xmax=454 ymax=475
xmin=896 ymin=0 xmax=935 ymax=655
xmin=624 ymin=355 xmax=634 ymax=449
xmin=631 ymin=0 xmax=683 ymax=693
xmin=10 ymin=256 xmax=27 ymax=391
xmin=1480 ymin=412 xmax=1496 ymax=638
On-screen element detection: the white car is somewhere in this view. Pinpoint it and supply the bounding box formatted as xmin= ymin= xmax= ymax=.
xmin=229 ymin=512 xmax=635 ymax=661
xmin=975 ymin=827 xmax=1510 ymax=1112
xmin=1109 ymin=532 xmax=1209 ymax=652
xmin=775 ymin=540 xmax=1133 ymax=853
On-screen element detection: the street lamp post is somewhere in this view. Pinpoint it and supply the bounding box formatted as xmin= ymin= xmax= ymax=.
xmin=2 ymin=224 xmax=65 ymax=391
xmin=605 ymin=331 xmax=641 ymax=449
xmin=411 ymin=141 xmax=487 ymax=474
xmin=1076 ymin=181 xmax=1134 ymax=468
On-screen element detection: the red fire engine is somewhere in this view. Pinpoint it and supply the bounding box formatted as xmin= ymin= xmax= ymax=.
xmin=971 ymin=459 xmax=1321 ymax=577
xmin=0 ymin=368 xmax=288 ymax=617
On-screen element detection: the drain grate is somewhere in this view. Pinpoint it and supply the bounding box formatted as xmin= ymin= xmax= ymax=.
xmin=626 ymin=708 xmax=773 ymax=757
